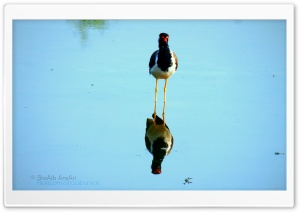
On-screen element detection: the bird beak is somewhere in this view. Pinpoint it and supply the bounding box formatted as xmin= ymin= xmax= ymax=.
xmin=160 ymin=36 xmax=168 ymax=43
xmin=152 ymin=168 xmax=162 ymax=174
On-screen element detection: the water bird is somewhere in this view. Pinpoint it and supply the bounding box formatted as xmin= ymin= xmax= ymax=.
xmin=149 ymin=33 xmax=178 ymax=121
xmin=274 ymin=152 xmax=284 ymax=155
xmin=145 ymin=114 xmax=174 ymax=174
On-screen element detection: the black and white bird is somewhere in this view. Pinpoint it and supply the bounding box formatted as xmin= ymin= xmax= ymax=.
xmin=145 ymin=114 xmax=174 ymax=174
xmin=149 ymin=33 xmax=178 ymax=120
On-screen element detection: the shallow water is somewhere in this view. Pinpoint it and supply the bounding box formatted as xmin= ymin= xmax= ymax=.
xmin=13 ymin=20 xmax=286 ymax=190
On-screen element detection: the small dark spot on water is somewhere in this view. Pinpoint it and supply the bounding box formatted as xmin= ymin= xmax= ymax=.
xmin=91 ymin=84 xmax=94 ymax=86
xmin=274 ymin=152 xmax=284 ymax=155
xmin=50 ymin=68 xmax=53 ymax=71
xmin=273 ymin=74 xmax=275 ymax=78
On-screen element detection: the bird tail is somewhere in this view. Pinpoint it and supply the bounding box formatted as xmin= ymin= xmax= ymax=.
xmin=146 ymin=118 xmax=154 ymax=130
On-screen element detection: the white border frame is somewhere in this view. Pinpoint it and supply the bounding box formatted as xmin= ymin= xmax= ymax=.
xmin=3 ymin=4 xmax=294 ymax=207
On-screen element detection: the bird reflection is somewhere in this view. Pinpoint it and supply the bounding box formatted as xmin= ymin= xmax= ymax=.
xmin=145 ymin=114 xmax=174 ymax=174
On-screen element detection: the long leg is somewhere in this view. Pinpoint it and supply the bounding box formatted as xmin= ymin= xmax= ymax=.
xmin=164 ymin=79 xmax=168 ymax=103
xmin=153 ymin=79 xmax=158 ymax=123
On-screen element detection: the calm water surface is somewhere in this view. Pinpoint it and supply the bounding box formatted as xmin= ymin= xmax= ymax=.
xmin=13 ymin=20 xmax=286 ymax=190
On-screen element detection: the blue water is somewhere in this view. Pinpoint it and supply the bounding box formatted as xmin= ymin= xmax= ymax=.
xmin=12 ymin=20 xmax=286 ymax=190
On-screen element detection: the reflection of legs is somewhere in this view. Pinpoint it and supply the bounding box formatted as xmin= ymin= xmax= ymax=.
xmin=154 ymin=79 xmax=158 ymax=123
xmin=163 ymin=79 xmax=168 ymax=123
xmin=162 ymin=101 xmax=166 ymax=123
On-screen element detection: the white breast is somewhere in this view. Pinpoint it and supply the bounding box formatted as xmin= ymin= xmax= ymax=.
xmin=149 ymin=50 xmax=176 ymax=79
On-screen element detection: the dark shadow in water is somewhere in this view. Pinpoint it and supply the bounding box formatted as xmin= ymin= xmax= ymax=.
xmin=68 ymin=20 xmax=107 ymax=44
xmin=145 ymin=114 xmax=174 ymax=175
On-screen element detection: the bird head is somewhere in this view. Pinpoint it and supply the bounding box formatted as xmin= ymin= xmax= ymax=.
xmin=159 ymin=33 xmax=169 ymax=42
xmin=158 ymin=33 xmax=169 ymax=47
xmin=151 ymin=158 xmax=163 ymax=174
xmin=151 ymin=137 xmax=168 ymax=174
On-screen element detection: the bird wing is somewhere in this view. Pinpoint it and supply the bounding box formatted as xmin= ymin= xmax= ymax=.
xmin=145 ymin=118 xmax=154 ymax=153
xmin=149 ymin=50 xmax=158 ymax=70
xmin=146 ymin=118 xmax=154 ymax=131
xmin=152 ymin=114 xmax=164 ymax=125
xmin=172 ymin=52 xmax=178 ymax=71
xmin=145 ymin=134 xmax=152 ymax=153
